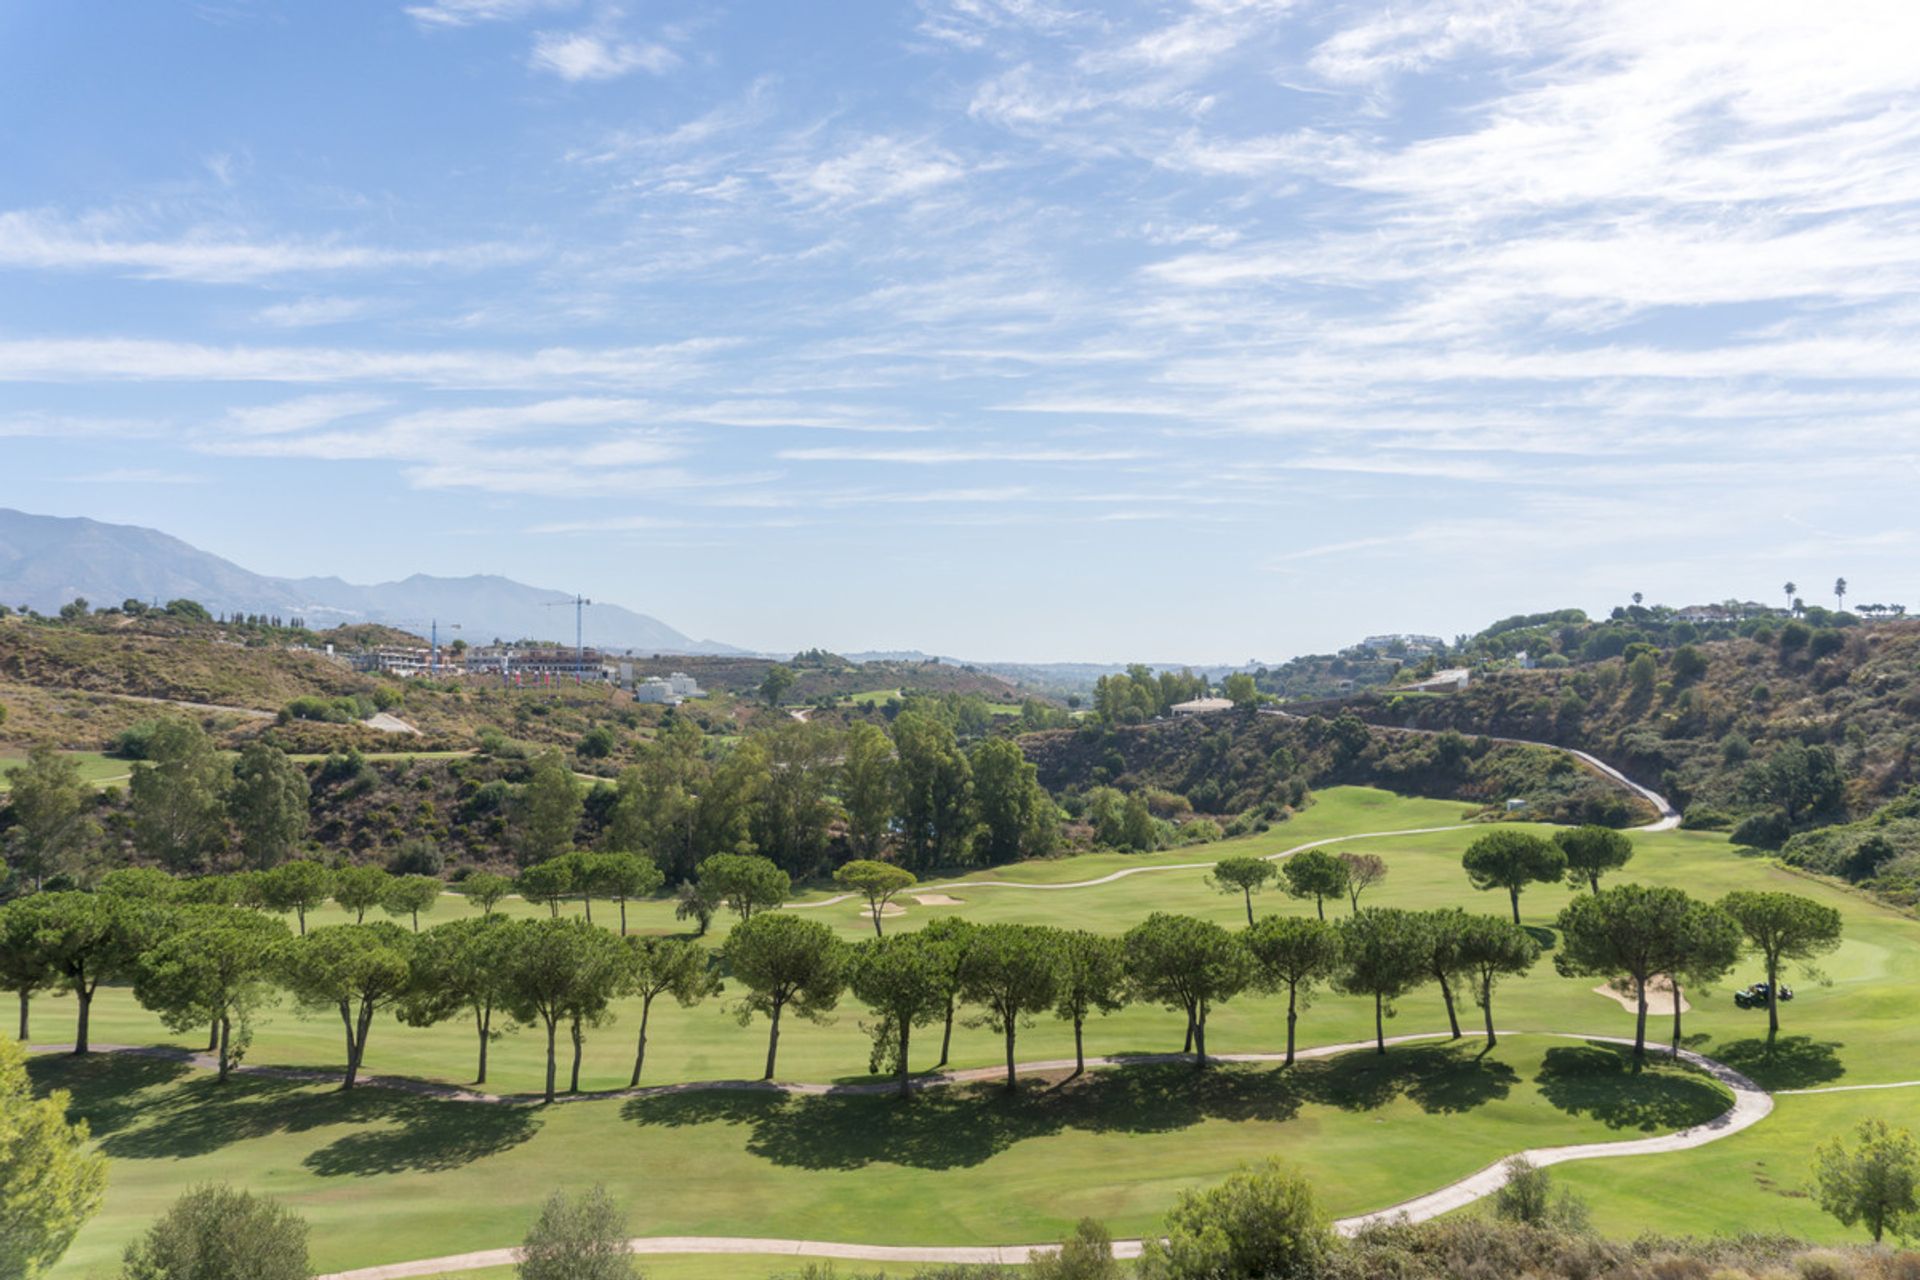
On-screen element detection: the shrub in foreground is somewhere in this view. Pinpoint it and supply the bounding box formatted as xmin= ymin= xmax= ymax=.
xmin=516 ymin=1184 xmax=637 ymax=1280
xmin=1137 ymin=1159 xmax=1330 ymax=1280
xmin=0 ymin=1037 xmax=106 ymax=1280
xmin=120 ymin=1184 xmax=309 ymax=1280
xmin=1491 ymin=1156 xmax=1590 ymax=1232
xmin=1029 ymin=1219 xmax=1124 ymax=1280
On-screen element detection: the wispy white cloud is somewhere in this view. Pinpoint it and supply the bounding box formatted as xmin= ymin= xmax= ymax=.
xmin=568 ymin=79 xmax=777 ymax=163
xmin=1306 ymin=0 xmax=1544 ymax=86
xmin=914 ymin=0 xmax=1088 ymax=50
xmin=62 ymin=467 xmax=209 ymax=486
xmin=0 ymin=412 xmax=170 ymax=440
xmin=0 ymin=336 xmax=731 ymax=389
xmin=778 ymin=444 xmax=1144 ymax=464
xmin=531 ymin=29 xmax=679 ymax=80
xmin=253 ymin=296 xmax=380 ymax=328
xmin=0 ymin=210 xmax=539 ymax=283
xmin=524 ymin=514 xmax=685 ymax=533
xmin=11 ymin=0 xmax=1920 ymax=658
xmin=659 ymin=400 xmax=934 ymax=433
xmin=405 ymin=0 xmax=575 ymax=29
xmin=223 ymin=393 xmax=391 ymax=435
xmin=785 ymin=136 xmax=968 ymax=207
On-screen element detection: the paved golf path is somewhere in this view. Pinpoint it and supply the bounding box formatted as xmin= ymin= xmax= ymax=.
xmin=288 ymin=1029 xmax=1767 ymax=1280
xmin=306 ymin=754 xmax=1718 ymax=1278
xmin=65 ymin=745 xmax=1716 ymax=1279
xmin=1259 ymin=707 xmax=1684 ymax=833
xmin=791 ymin=726 xmax=1679 ymax=909
xmin=787 ymin=823 xmax=1478 ymax=906
xmin=39 ymin=1026 xmax=1775 ymax=1278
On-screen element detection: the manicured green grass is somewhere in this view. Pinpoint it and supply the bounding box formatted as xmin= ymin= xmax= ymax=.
xmin=56 ymin=790 xmax=1918 ymax=1097
xmin=28 ymin=784 xmax=1920 ymax=1273
xmin=1551 ymin=1087 xmax=1920 ymax=1244
xmin=927 ymin=787 xmax=1472 ymax=885
xmin=412 ymin=1263 xmax=805 ymax=1280
xmin=33 ymin=1038 xmax=1724 ymax=1278
xmin=0 ymin=749 xmax=131 ymax=791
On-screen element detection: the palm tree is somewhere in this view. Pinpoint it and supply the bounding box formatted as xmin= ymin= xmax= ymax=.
xmin=1783 ymin=582 xmax=1797 ymax=613
xmin=1835 ymin=577 xmax=1848 ymax=612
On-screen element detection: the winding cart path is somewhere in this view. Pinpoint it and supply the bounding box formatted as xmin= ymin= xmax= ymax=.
xmin=298 ymin=1031 xmax=1768 ymax=1280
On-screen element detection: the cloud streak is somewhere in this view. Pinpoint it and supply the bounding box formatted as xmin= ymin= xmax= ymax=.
xmin=0 ymin=211 xmax=539 ymax=283
xmin=10 ymin=1 xmax=1920 ymax=658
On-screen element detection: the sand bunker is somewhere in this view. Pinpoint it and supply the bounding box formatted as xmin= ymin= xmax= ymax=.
xmin=1592 ymin=974 xmax=1690 ymax=1015
xmin=913 ymin=893 xmax=964 ymax=906
xmin=858 ymin=903 xmax=908 ymax=918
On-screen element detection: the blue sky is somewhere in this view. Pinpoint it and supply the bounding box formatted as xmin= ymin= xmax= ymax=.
xmin=3 ymin=1 xmax=1918 ymax=662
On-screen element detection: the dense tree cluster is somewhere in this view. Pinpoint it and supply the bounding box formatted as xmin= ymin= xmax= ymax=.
xmin=1090 ymin=664 xmax=1212 ymax=724
xmin=0 ymin=830 xmax=1846 ymax=1102
xmin=0 ymin=703 xmax=1082 ymax=916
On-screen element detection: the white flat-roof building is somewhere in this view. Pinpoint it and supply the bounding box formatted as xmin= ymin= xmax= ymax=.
xmin=349 ymin=646 xmax=438 ymax=677
xmin=632 ymin=671 xmax=703 ymax=704
xmin=1407 ymin=668 xmax=1471 ymax=693
xmin=635 ymin=677 xmax=679 ymax=704
xmin=465 ymin=645 xmax=610 ymax=683
xmin=1361 ymin=633 xmax=1445 ymax=654
xmin=1171 ymin=696 xmax=1235 ymax=715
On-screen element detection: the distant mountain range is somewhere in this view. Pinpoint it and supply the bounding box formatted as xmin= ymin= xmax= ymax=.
xmin=0 ymin=508 xmax=744 ymax=655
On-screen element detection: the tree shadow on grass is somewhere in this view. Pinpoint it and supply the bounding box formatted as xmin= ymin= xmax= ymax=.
xmin=748 ymin=1085 xmax=1063 ymax=1171
xmin=85 ymin=1068 xmax=542 ymax=1175
xmin=622 ymin=1048 xmax=1521 ymax=1172
xmin=1534 ymin=1043 xmax=1730 ymax=1132
xmin=621 ymin=1066 xmax=1315 ymax=1172
xmin=1710 ymin=1035 xmax=1845 ymax=1090
xmin=1296 ymin=1044 xmax=1518 ymax=1116
xmin=302 ymin=1097 xmax=541 ymax=1176
xmin=27 ymin=1052 xmax=194 ymax=1139
xmin=97 ymin=1073 xmax=326 ymax=1160
xmin=1523 ymin=926 xmax=1558 ymax=952
xmin=1054 ymin=1062 xmax=1306 ymax=1134
xmin=618 ymin=1086 xmax=781 ymax=1133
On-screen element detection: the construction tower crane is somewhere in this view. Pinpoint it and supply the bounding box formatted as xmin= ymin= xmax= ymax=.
xmin=542 ymin=594 xmax=594 ymax=682
xmin=385 ymin=619 xmax=462 ymax=676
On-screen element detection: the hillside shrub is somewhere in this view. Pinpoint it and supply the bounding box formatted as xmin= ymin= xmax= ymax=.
xmin=1670 ymin=645 xmax=1710 ymax=684
xmin=281 ymin=695 xmax=367 ymax=725
xmin=1221 ymin=812 xmax=1267 ymax=838
xmin=1731 ymin=809 xmax=1792 ymax=850
xmin=1811 ymin=630 xmax=1847 ymax=660
xmin=387 ymin=837 xmax=444 ymax=876
xmin=317 ymin=750 xmax=367 ymax=785
xmin=109 ymin=718 xmax=168 ymax=759
xmin=1682 ymin=805 xmax=1734 ymax=831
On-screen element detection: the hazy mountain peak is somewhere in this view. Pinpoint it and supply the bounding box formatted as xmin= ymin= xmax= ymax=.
xmin=0 ymin=508 xmax=741 ymax=656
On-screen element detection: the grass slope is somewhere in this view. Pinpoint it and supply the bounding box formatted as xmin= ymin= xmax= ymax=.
xmin=25 ymin=785 xmax=1920 ymax=1274
xmin=53 ymin=790 xmax=1919 ymax=1097
xmin=0 ymin=749 xmax=130 ymax=792
xmin=33 ymin=1039 xmax=1724 ymax=1279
